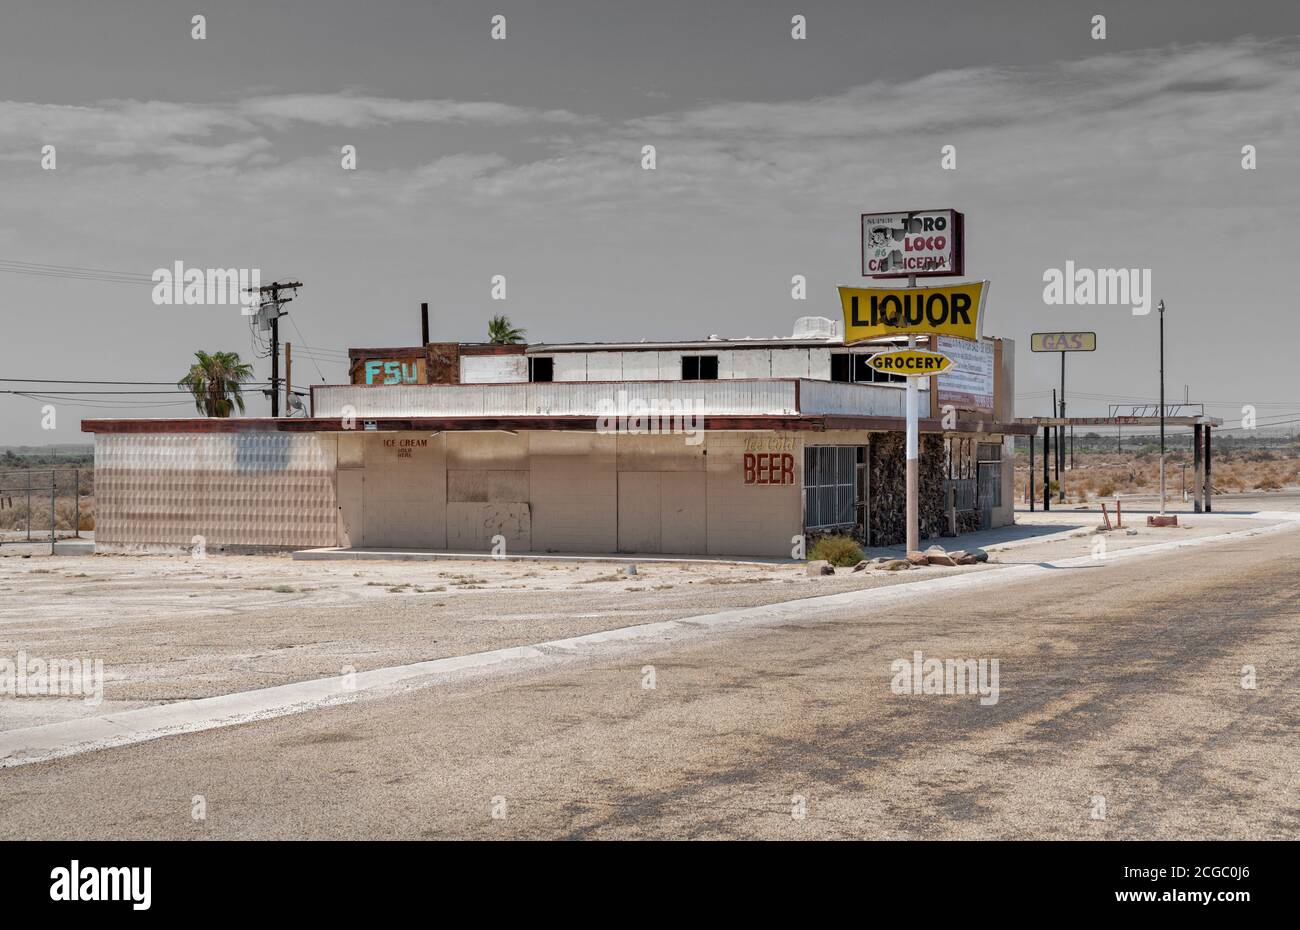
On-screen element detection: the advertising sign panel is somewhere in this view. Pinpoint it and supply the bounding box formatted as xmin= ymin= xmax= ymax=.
xmin=866 ymin=348 xmax=954 ymax=377
xmin=839 ymin=280 xmax=988 ymax=344
xmin=861 ymin=209 xmax=964 ymax=278
xmin=1030 ymin=331 xmax=1096 ymax=352
xmin=935 ymin=336 xmax=995 ymax=413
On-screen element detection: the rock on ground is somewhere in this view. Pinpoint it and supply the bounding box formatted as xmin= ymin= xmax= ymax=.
xmin=874 ymin=559 xmax=911 ymax=571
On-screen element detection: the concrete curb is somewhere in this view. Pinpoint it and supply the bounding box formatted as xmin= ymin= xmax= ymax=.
xmin=292 ymin=547 xmax=793 ymax=567
xmin=4 ymin=515 xmax=1297 ymax=769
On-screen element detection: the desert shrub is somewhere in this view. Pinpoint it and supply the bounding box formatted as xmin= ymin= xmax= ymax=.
xmin=1253 ymin=473 xmax=1281 ymax=491
xmin=1095 ymin=480 xmax=1116 ymax=497
xmin=0 ymin=495 xmax=95 ymax=531
xmin=808 ymin=535 xmax=864 ymax=567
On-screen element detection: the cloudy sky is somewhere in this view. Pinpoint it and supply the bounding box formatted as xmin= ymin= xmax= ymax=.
xmin=2 ymin=0 xmax=1298 ymax=443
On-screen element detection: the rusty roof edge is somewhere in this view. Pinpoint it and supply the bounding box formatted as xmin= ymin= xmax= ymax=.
xmin=82 ymin=414 xmax=1028 ymax=435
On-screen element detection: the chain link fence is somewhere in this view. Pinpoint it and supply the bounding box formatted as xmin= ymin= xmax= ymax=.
xmin=0 ymin=467 xmax=93 ymax=553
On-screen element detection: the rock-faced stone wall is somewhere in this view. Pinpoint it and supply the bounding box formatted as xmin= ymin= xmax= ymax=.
xmin=869 ymin=432 xmax=947 ymax=546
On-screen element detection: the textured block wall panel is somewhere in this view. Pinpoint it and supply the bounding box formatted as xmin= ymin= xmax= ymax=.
xmin=94 ymin=433 xmax=338 ymax=549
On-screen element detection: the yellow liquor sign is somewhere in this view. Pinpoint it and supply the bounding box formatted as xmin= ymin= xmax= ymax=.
xmin=839 ymin=280 xmax=988 ymax=343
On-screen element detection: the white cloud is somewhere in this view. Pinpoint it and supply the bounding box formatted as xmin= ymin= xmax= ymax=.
xmin=0 ymin=92 xmax=590 ymax=165
xmin=237 ymin=93 xmax=590 ymax=129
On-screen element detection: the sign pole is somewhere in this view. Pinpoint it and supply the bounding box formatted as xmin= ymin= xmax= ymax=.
xmin=1158 ymin=300 xmax=1167 ymax=515
xmin=1059 ymin=349 xmax=1067 ymax=499
xmin=905 ymin=274 xmax=919 ymax=553
xmin=849 ymin=210 xmax=972 ymax=554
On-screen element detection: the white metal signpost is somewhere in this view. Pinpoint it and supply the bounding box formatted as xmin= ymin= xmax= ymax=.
xmin=840 ymin=214 xmax=979 ymax=554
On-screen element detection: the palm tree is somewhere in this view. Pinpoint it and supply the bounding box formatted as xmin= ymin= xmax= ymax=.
xmin=178 ymin=351 xmax=255 ymax=417
xmin=486 ymin=315 xmax=526 ymax=344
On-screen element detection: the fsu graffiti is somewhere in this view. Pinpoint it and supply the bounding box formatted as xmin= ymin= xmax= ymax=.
xmin=363 ymin=359 xmax=421 ymax=385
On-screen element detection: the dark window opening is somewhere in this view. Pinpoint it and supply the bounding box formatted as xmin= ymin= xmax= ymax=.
xmin=830 ymin=352 xmax=907 ymax=384
xmin=682 ymin=355 xmax=719 ymax=380
xmin=528 ymin=356 xmax=554 ymax=382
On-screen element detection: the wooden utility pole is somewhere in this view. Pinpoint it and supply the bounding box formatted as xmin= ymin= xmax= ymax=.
xmin=243 ymin=280 xmax=303 ymax=417
xmin=285 ymin=342 xmax=292 ymax=414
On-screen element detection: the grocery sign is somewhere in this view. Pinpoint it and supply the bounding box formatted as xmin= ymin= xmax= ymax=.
xmin=838 ymin=280 xmax=988 ymax=343
xmin=867 ymin=349 xmax=954 ymax=377
xmin=1030 ymin=331 xmax=1096 ymax=352
xmin=861 ymin=209 xmax=964 ymax=278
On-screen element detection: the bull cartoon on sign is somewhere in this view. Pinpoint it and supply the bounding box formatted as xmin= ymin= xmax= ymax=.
xmin=867 ymin=225 xmax=903 ymax=273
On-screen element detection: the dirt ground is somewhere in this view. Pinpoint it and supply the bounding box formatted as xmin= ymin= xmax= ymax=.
xmin=2 ymin=515 xmax=1296 ymax=840
xmin=983 ymin=511 xmax=1274 ymax=564
xmin=0 ymin=550 xmax=994 ymax=729
xmin=0 ymin=504 xmax=1280 ymax=733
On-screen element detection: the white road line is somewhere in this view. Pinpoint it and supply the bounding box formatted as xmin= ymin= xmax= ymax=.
xmin=3 ymin=517 xmax=1297 ymax=768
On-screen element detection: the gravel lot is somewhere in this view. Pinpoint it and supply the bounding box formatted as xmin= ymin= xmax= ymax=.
xmin=0 ymin=508 xmax=1277 ymax=731
xmin=1 ymin=514 xmax=1295 ymax=839
xmin=0 ymin=549 xmax=993 ymax=728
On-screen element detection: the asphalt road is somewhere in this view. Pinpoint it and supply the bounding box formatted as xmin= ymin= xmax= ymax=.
xmin=2 ymin=526 xmax=1297 ymax=839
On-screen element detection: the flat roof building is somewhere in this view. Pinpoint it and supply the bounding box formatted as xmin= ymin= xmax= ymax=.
xmin=84 ymin=317 xmax=1033 ymax=558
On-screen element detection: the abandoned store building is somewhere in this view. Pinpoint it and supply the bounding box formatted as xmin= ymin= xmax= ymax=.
xmin=84 ymin=317 xmax=1029 ymax=558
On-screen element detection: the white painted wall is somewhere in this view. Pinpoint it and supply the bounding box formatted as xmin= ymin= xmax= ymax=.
xmin=461 ymin=355 xmax=528 ymax=384
xmin=534 ymin=345 xmax=834 ymax=382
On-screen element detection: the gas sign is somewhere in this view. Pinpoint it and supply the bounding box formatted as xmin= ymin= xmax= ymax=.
xmin=1030 ymin=331 xmax=1096 ymax=352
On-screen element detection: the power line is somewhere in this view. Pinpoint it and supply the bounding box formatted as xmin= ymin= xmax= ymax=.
xmin=9 ymin=393 xmax=200 ymax=410
xmin=0 ymin=258 xmax=154 ymax=278
xmin=288 ymin=315 xmax=331 ymax=383
xmin=2 ymin=390 xmax=209 ymax=395
xmin=0 ymin=258 xmax=155 ymax=286
xmin=0 ymin=378 xmax=269 ymax=386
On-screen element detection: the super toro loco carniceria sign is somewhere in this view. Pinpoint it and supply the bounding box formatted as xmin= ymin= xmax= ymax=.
xmin=861 ymin=209 xmax=965 ymax=278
